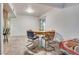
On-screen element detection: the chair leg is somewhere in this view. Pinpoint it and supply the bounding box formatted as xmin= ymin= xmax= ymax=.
xmin=26 ymin=42 xmax=33 ymax=47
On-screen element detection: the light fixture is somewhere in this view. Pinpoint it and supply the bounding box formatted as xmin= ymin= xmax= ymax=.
xmin=25 ymin=6 xmax=34 ymax=13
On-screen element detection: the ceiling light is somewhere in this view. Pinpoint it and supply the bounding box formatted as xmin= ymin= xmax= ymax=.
xmin=25 ymin=7 xmax=34 ymax=13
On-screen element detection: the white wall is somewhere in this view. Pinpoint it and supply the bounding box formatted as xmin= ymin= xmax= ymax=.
xmin=0 ymin=3 xmax=1 ymax=54
xmin=0 ymin=4 xmax=1 ymax=35
xmin=42 ymin=5 xmax=79 ymax=39
xmin=0 ymin=3 xmax=3 ymax=54
xmin=10 ymin=15 xmax=39 ymax=36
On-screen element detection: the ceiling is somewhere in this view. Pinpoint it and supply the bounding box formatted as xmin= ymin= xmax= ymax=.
xmin=13 ymin=3 xmax=55 ymax=17
xmin=12 ymin=3 xmax=79 ymax=17
xmin=40 ymin=3 xmax=65 ymax=8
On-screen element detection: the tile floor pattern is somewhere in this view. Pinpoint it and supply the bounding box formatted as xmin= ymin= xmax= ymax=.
xmin=4 ymin=36 xmax=28 ymax=55
xmin=0 ymin=35 xmax=1 ymax=54
xmin=3 ymin=36 xmax=62 ymax=55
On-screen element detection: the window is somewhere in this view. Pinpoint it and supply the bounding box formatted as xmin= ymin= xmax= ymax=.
xmin=40 ymin=17 xmax=46 ymax=31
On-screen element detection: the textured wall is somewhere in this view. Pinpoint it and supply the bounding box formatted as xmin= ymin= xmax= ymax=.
xmin=42 ymin=5 xmax=79 ymax=39
xmin=10 ymin=15 xmax=40 ymax=36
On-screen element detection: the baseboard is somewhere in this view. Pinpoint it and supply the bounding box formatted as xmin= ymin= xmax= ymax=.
xmin=10 ymin=35 xmax=26 ymax=38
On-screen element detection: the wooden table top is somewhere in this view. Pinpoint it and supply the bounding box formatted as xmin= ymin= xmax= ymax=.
xmin=34 ymin=31 xmax=55 ymax=40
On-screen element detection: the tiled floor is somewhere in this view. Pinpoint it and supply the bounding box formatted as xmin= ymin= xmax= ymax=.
xmin=0 ymin=35 xmax=1 ymax=54
xmin=3 ymin=36 xmax=28 ymax=55
xmin=3 ymin=36 xmax=62 ymax=55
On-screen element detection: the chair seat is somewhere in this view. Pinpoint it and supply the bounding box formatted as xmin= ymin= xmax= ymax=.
xmin=29 ymin=36 xmax=38 ymax=40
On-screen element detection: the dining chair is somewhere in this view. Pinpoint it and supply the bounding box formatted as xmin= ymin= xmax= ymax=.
xmin=27 ymin=31 xmax=38 ymax=41
xmin=26 ymin=30 xmax=39 ymax=49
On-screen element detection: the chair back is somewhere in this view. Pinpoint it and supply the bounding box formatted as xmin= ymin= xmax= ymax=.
xmin=27 ymin=31 xmax=34 ymax=39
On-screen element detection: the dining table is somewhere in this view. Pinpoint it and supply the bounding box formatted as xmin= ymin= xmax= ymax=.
xmin=34 ymin=31 xmax=55 ymax=50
